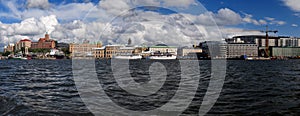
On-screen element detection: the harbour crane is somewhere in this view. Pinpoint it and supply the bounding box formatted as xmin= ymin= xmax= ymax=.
xmin=261 ymin=25 xmax=278 ymax=57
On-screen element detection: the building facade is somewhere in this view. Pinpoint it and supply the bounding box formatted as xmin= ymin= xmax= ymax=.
xmin=4 ymin=44 xmax=15 ymax=53
xmin=226 ymin=44 xmax=258 ymax=58
xmin=15 ymin=39 xmax=32 ymax=54
xmin=181 ymin=48 xmax=202 ymax=56
xmin=93 ymin=47 xmax=106 ymax=59
xmin=69 ymin=42 xmax=102 ymax=58
xmin=105 ymin=45 xmax=123 ymax=58
xmin=271 ymin=47 xmax=300 ymax=57
xmin=200 ymin=41 xmax=227 ymax=58
xmin=279 ymin=37 xmax=300 ymax=47
xmin=31 ymin=33 xmax=56 ymax=49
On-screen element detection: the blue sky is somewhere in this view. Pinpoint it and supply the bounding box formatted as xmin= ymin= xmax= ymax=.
xmin=0 ymin=0 xmax=298 ymax=35
xmin=0 ymin=0 xmax=300 ymax=51
xmin=198 ymin=0 xmax=299 ymax=37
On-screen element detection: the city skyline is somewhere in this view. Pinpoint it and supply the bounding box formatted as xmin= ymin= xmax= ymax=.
xmin=0 ymin=0 xmax=299 ymax=52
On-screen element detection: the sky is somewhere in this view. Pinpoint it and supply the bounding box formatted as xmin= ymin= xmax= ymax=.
xmin=0 ymin=0 xmax=299 ymax=51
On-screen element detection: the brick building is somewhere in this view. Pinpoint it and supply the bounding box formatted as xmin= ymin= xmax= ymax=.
xmin=31 ymin=33 xmax=56 ymax=49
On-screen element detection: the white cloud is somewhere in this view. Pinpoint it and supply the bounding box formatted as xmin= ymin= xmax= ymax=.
xmin=0 ymin=0 xmax=281 ymax=49
xmin=276 ymin=21 xmax=286 ymax=25
xmin=184 ymin=8 xmax=244 ymax=26
xmin=53 ymin=3 xmax=97 ymax=22
xmin=0 ymin=15 xmax=58 ymax=46
xmin=282 ymin=0 xmax=300 ymax=12
xmin=163 ymin=0 xmax=196 ymax=8
xmin=294 ymin=13 xmax=300 ymax=17
xmin=131 ymin=0 xmax=161 ymax=6
xmin=220 ymin=27 xmax=265 ymax=38
xmin=99 ymin=0 xmax=130 ymax=16
xmin=292 ymin=24 xmax=298 ymax=27
xmin=265 ymin=17 xmax=275 ymax=21
xmin=259 ymin=19 xmax=267 ymax=25
xmin=243 ymin=14 xmax=262 ymax=25
xmin=214 ymin=8 xmax=242 ymax=25
xmin=27 ymin=0 xmax=50 ymax=10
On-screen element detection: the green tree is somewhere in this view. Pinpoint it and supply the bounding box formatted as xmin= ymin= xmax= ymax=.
xmin=29 ymin=48 xmax=50 ymax=53
xmin=61 ymin=48 xmax=70 ymax=56
xmin=128 ymin=38 xmax=132 ymax=46
xmin=2 ymin=51 xmax=11 ymax=56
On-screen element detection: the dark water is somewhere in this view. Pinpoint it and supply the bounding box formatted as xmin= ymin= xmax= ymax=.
xmin=0 ymin=60 xmax=300 ymax=115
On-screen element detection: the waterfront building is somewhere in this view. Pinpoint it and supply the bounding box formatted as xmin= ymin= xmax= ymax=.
xmin=270 ymin=47 xmax=300 ymax=57
xmin=226 ymin=43 xmax=258 ymax=58
xmin=31 ymin=33 xmax=56 ymax=49
xmin=226 ymin=35 xmax=281 ymax=46
xmin=105 ymin=45 xmax=123 ymax=58
xmin=4 ymin=44 xmax=15 ymax=53
xmin=69 ymin=42 xmax=102 ymax=58
xmin=93 ymin=46 xmax=106 ymax=59
xmin=118 ymin=46 xmax=135 ymax=55
xmin=226 ymin=35 xmax=300 ymax=56
xmin=200 ymin=41 xmax=227 ymax=58
xmin=15 ymin=39 xmax=31 ymax=55
xmin=279 ymin=37 xmax=300 ymax=47
xmin=180 ymin=48 xmax=203 ymax=56
xmin=133 ymin=47 xmax=145 ymax=54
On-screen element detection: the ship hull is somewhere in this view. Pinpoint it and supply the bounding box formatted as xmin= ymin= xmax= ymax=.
xmin=113 ymin=55 xmax=142 ymax=60
xmin=147 ymin=56 xmax=177 ymax=60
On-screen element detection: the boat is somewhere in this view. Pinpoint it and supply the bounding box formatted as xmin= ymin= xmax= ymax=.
xmin=148 ymin=55 xmax=177 ymax=60
xmin=113 ymin=55 xmax=142 ymax=60
xmin=147 ymin=52 xmax=177 ymax=60
xmin=8 ymin=56 xmax=28 ymax=60
xmin=245 ymin=57 xmax=271 ymax=60
xmin=49 ymin=49 xmax=65 ymax=59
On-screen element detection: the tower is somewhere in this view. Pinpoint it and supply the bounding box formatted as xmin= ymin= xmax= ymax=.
xmin=45 ymin=32 xmax=50 ymax=40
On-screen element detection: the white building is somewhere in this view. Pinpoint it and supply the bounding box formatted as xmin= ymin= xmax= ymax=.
xmin=181 ymin=48 xmax=202 ymax=56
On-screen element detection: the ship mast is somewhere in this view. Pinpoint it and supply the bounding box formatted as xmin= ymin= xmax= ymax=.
xmin=261 ymin=25 xmax=278 ymax=57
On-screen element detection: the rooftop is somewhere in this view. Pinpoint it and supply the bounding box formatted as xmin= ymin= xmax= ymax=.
xmin=20 ymin=39 xmax=31 ymax=42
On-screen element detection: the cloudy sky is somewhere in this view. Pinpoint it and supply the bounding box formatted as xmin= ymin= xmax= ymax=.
xmin=0 ymin=0 xmax=299 ymax=51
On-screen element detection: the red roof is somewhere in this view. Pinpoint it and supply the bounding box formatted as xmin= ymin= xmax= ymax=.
xmin=20 ymin=39 xmax=31 ymax=42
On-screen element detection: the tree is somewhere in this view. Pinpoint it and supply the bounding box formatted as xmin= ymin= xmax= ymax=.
xmin=61 ymin=48 xmax=70 ymax=56
xmin=2 ymin=51 xmax=11 ymax=56
xmin=128 ymin=38 xmax=132 ymax=46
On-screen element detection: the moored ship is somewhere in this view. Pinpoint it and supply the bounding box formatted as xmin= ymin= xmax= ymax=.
xmin=147 ymin=52 xmax=177 ymax=60
xmin=113 ymin=55 xmax=142 ymax=60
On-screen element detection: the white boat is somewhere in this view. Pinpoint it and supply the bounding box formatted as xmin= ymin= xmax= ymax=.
xmin=148 ymin=55 xmax=177 ymax=60
xmin=9 ymin=56 xmax=28 ymax=60
xmin=113 ymin=55 xmax=142 ymax=60
xmin=147 ymin=51 xmax=177 ymax=60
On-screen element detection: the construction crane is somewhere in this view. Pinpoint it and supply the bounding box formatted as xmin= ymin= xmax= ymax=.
xmin=261 ymin=25 xmax=278 ymax=57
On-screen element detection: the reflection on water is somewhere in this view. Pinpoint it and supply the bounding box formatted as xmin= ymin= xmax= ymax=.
xmin=0 ymin=60 xmax=300 ymax=115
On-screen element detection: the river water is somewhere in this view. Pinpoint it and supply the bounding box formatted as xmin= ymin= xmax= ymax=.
xmin=0 ymin=60 xmax=300 ymax=115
